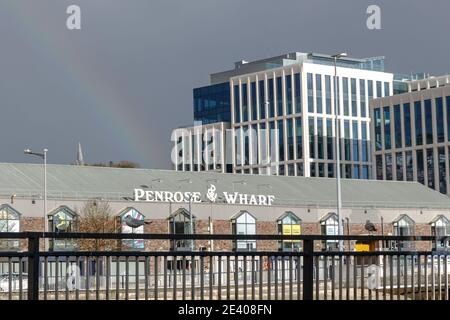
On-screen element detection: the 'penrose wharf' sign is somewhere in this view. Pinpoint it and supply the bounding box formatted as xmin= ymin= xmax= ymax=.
xmin=134 ymin=184 xmax=275 ymax=206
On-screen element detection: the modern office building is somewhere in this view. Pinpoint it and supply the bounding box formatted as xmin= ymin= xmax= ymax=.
xmin=370 ymin=74 xmax=450 ymax=195
xmin=175 ymin=52 xmax=394 ymax=178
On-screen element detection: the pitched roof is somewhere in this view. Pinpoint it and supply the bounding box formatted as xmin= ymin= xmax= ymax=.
xmin=1 ymin=163 xmax=450 ymax=209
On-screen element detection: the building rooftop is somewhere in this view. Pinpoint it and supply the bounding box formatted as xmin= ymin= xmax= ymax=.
xmin=210 ymin=52 xmax=386 ymax=84
xmin=1 ymin=163 xmax=450 ymax=209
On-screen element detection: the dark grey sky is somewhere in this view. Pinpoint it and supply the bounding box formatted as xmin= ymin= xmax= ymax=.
xmin=1 ymin=0 xmax=449 ymax=169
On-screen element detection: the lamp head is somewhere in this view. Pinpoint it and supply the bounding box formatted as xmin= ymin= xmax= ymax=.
xmin=24 ymin=148 xmax=32 ymax=154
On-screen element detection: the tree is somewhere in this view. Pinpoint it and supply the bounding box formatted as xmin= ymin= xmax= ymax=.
xmin=76 ymin=200 xmax=119 ymax=251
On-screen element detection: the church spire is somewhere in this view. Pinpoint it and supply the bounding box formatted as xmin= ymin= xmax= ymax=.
xmin=76 ymin=142 xmax=85 ymax=166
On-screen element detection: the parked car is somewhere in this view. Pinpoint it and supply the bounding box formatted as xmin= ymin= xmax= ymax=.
xmin=0 ymin=273 xmax=28 ymax=292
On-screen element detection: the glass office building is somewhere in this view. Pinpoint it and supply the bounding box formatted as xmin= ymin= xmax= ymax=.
xmin=193 ymin=82 xmax=231 ymax=124
xmin=370 ymin=75 xmax=450 ymax=195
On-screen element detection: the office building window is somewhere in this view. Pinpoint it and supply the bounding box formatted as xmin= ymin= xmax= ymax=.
xmin=424 ymin=99 xmax=433 ymax=144
xmin=0 ymin=204 xmax=21 ymax=250
xmin=436 ymin=97 xmax=444 ymax=143
xmin=320 ymin=213 xmax=339 ymax=251
xmin=376 ymin=81 xmax=382 ymax=98
xmin=258 ymin=80 xmax=265 ymax=119
xmin=362 ymin=122 xmax=368 ymax=162
xmin=343 ymin=77 xmax=349 ymax=116
xmin=352 ymin=121 xmax=359 ymax=161
xmin=438 ymin=147 xmax=446 ymax=194
xmin=368 ymin=80 xmax=373 ymax=99
xmin=415 ymin=101 xmax=423 ymax=145
xmin=417 ymin=149 xmax=424 ymax=185
xmin=430 ymin=216 xmax=450 ymax=250
xmin=169 ymin=208 xmax=195 ymax=251
xmin=344 ymin=120 xmax=350 ymax=161
xmin=374 ymin=108 xmax=382 ymax=151
xmin=309 ymin=117 xmax=315 ymax=158
xmin=376 ymin=155 xmax=383 ymax=180
xmin=316 ymin=74 xmax=322 ymax=113
xmin=251 ymin=82 xmax=257 ymax=121
xmin=328 ymin=163 xmax=334 ymax=178
xmin=278 ymin=120 xmax=284 ymax=161
xmin=427 ymin=148 xmax=435 ymax=189
xmin=307 ymin=73 xmax=314 ymax=113
xmin=296 ymin=117 xmax=302 ymax=159
xmin=326 ymin=119 xmax=333 ymax=160
xmin=269 ymin=78 xmax=275 ymax=117
xmin=325 ymin=75 xmax=332 ymax=114
xmin=287 ymin=119 xmax=294 ymax=160
xmin=317 ymin=118 xmax=324 ymax=159
xmin=288 ymin=164 xmax=295 ymax=176
xmin=294 ymin=73 xmax=302 ymax=114
xmin=385 ymin=153 xmax=393 ymax=180
xmin=276 ymin=76 xmax=283 ymax=117
xmin=359 ymin=79 xmax=366 ymax=117
xmin=286 ymin=75 xmax=293 ymax=114
xmin=234 ymin=84 xmax=240 ymax=123
xmin=231 ymin=211 xmax=256 ymax=251
xmin=318 ymin=163 xmax=325 ymax=177
xmin=351 ymin=78 xmax=357 ymax=116
xmin=310 ymin=163 xmax=316 ymax=177
xmin=394 ymin=105 xmax=402 ymax=149
xmin=297 ymin=162 xmax=304 ymax=176
xmin=345 ymin=164 xmax=352 ymax=179
xmin=447 ymin=96 xmax=450 ymax=141
xmin=242 ymin=83 xmax=248 ymax=122
xmin=362 ymin=165 xmax=369 ymax=179
xmin=404 ymin=103 xmax=412 ymax=147
xmin=244 ymin=126 xmax=250 ymax=165
xmin=406 ymin=151 xmax=413 ymax=181
xmin=384 ymin=82 xmax=390 ymax=96
xmin=396 ymin=152 xmax=403 ymax=181
xmin=383 ymin=106 xmax=391 ymax=150
xmin=278 ymin=212 xmax=302 ymax=251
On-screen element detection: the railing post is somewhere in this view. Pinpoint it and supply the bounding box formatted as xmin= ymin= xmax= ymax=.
xmin=303 ymin=239 xmax=314 ymax=300
xmin=27 ymin=235 xmax=40 ymax=300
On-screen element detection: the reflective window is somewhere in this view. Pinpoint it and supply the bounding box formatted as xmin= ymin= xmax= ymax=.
xmin=431 ymin=216 xmax=450 ymax=250
xmin=121 ymin=207 xmax=146 ymax=250
xmin=309 ymin=117 xmax=315 ymax=158
xmin=0 ymin=205 xmax=21 ymax=250
xmin=310 ymin=163 xmax=316 ymax=177
xmin=447 ymin=96 xmax=450 ymax=141
xmin=317 ymin=118 xmax=324 ymax=159
xmin=362 ymin=165 xmax=369 ymax=179
xmin=393 ymin=215 xmax=415 ymax=250
xmin=362 ymin=122 xmax=369 ymax=162
xmin=278 ymin=120 xmax=284 ymax=161
xmin=385 ymin=153 xmax=393 ymax=180
xmin=352 ymin=121 xmax=359 ymax=161
xmin=232 ymin=211 xmax=256 ymax=251
xmin=343 ymin=77 xmax=349 ymax=116
xmin=394 ymin=105 xmax=402 ymax=149
xmin=325 ymin=75 xmax=332 ymax=114
xmin=438 ymin=147 xmax=446 ymax=194
xmin=328 ymin=163 xmax=334 ymax=178
xmin=287 ymin=119 xmax=294 ymax=160
xmin=296 ymin=117 xmax=302 ymax=159
xmin=326 ymin=119 xmax=333 ymax=160
xmin=436 ymin=97 xmax=444 ymax=143
xmin=244 ymin=126 xmax=250 ymax=165
xmin=376 ymin=81 xmax=382 ymax=98
xmin=233 ymin=84 xmax=240 ymax=123
xmin=294 ymin=73 xmax=302 ymax=113
xmin=258 ymin=80 xmax=265 ymax=119
xmin=417 ymin=149 xmax=424 ymax=185
xmin=278 ymin=212 xmax=302 ymax=251
xmin=359 ymin=79 xmax=366 ymax=117
xmin=427 ymin=148 xmax=434 ymax=189
xmin=242 ymin=83 xmax=248 ymax=122
xmin=194 ymin=82 xmax=231 ymax=124
xmin=49 ymin=206 xmax=77 ymax=251
xmin=268 ymin=79 xmax=275 ymax=117
xmin=169 ymin=208 xmax=196 ymax=251
xmin=307 ymin=73 xmax=314 ymax=112
xmin=384 ymin=82 xmax=390 ymax=96
xmin=424 ymin=99 xmax=433 ymax=144
xmin=251 ymin=82 xmax=257 ymax=121
xmin=396 ymin=152 xmax=403 ymax=181
xmin=320 ymin=213 xmax=339 ymax=251
xmin=383 ymin=106 xmax=391 ymax=149
xmin=318 ymin=163 xmax=325 ymax=177
xmin=344 ymin=120 xmax=350 ymax=161
xmin=374 ymin=108 xmax=382 ymax=151
xmin=286 ymin=75 xmax=293 ymax=114
xmin=376 ymin=155 xmax=383 ymax=180
xmin=415 ymin=101 xmax=423 ymax=145
xmin=276 ymin=76 xmax=283 ymax=117
xmin=406 ymin=151 xmax=413 ymax=181
xmin=368 ymin=80 xmax=373 ymax=99
xmin=297 ymin=162 xmax=304 ymax=176
xmin=404 ymin=103 xmax=412 ymax=147
xmin=316 ymin=74 xmax=322 ymax=113
xmin=351 ymin=78 xmax=357 ymax=116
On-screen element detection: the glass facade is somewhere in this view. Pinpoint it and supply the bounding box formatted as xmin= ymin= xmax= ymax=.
xmin=194 ymin=82 xmax=231 ymax=125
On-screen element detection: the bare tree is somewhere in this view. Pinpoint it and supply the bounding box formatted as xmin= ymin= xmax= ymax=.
xmin=77 ymin=200 xmax=119 ymax=251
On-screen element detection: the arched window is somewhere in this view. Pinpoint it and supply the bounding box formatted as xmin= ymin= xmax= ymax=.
xmin=277 ymin=211 xmax=302 ymax=251
xmin=430 ymin=215 xmax=450 ymax=250
xmin=393 ymin=214 xmax=415 ymax=250
xmin=119 ymin=207 xmax=145 ymax=250
xmin=0 ymin=204 xmax=21 ymax=250
xmin=48 ymin=206 xmax=77 ymax=251
xmin=320 ymin=213 xmax=339 ymax=251
xmin=231 ymin=210 xmax=256 ymax=251
xmin=168 ymin=208 xmax=196 ymax=251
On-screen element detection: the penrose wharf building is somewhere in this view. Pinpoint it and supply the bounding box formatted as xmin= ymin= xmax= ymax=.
xmin=173 ymin=51 xmax=394 ymax=179
xmin=370 ymin=75 xmax=450 ymax=195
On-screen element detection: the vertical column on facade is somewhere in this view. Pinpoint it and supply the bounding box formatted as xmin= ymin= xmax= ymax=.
xmin=410 ymin=95 xmax=418 ymax=182
xmin=230 ymin=81 xmax=236 ymax=173
xmin=432 ymin=97 xmax=439 ymax=192
xmin=301 ymin=70 xmax=310 ymax=177
xmin=399 ymin=99 xmax=406 ymax=180
xmin=421 ymin=99 xmax=428 ymax=187
xmin=356 ymin=78 xmax=362 ymax=178
xmin=390 ymin=104 xmax=396 ymax=181
xmin=444 ymin=95 xmax=450 ymax=194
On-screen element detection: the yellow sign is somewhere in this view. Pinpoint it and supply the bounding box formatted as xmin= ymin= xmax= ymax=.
xmin=355 ymin=243 xmax=370 ymax=252
xmin=282 ymin=224 xmax=301 ymax=242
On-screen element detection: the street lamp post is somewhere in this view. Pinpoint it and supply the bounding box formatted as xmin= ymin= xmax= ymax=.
xmin=24 ymin=148 xmax=48 ymax=248
xmin=331 ymin=53 xmax=347 ymax=251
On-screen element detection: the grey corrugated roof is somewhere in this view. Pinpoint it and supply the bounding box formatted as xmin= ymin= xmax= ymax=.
xmin=0 ymin=163 xmax=450 ymax=209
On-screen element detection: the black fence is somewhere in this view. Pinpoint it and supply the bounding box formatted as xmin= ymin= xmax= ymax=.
xmin=0 ymin=232 xmax=448 ymax=300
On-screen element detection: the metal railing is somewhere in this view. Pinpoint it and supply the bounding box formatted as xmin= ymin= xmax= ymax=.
xmin=0 ymin=232 xmax=448 ymax=300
